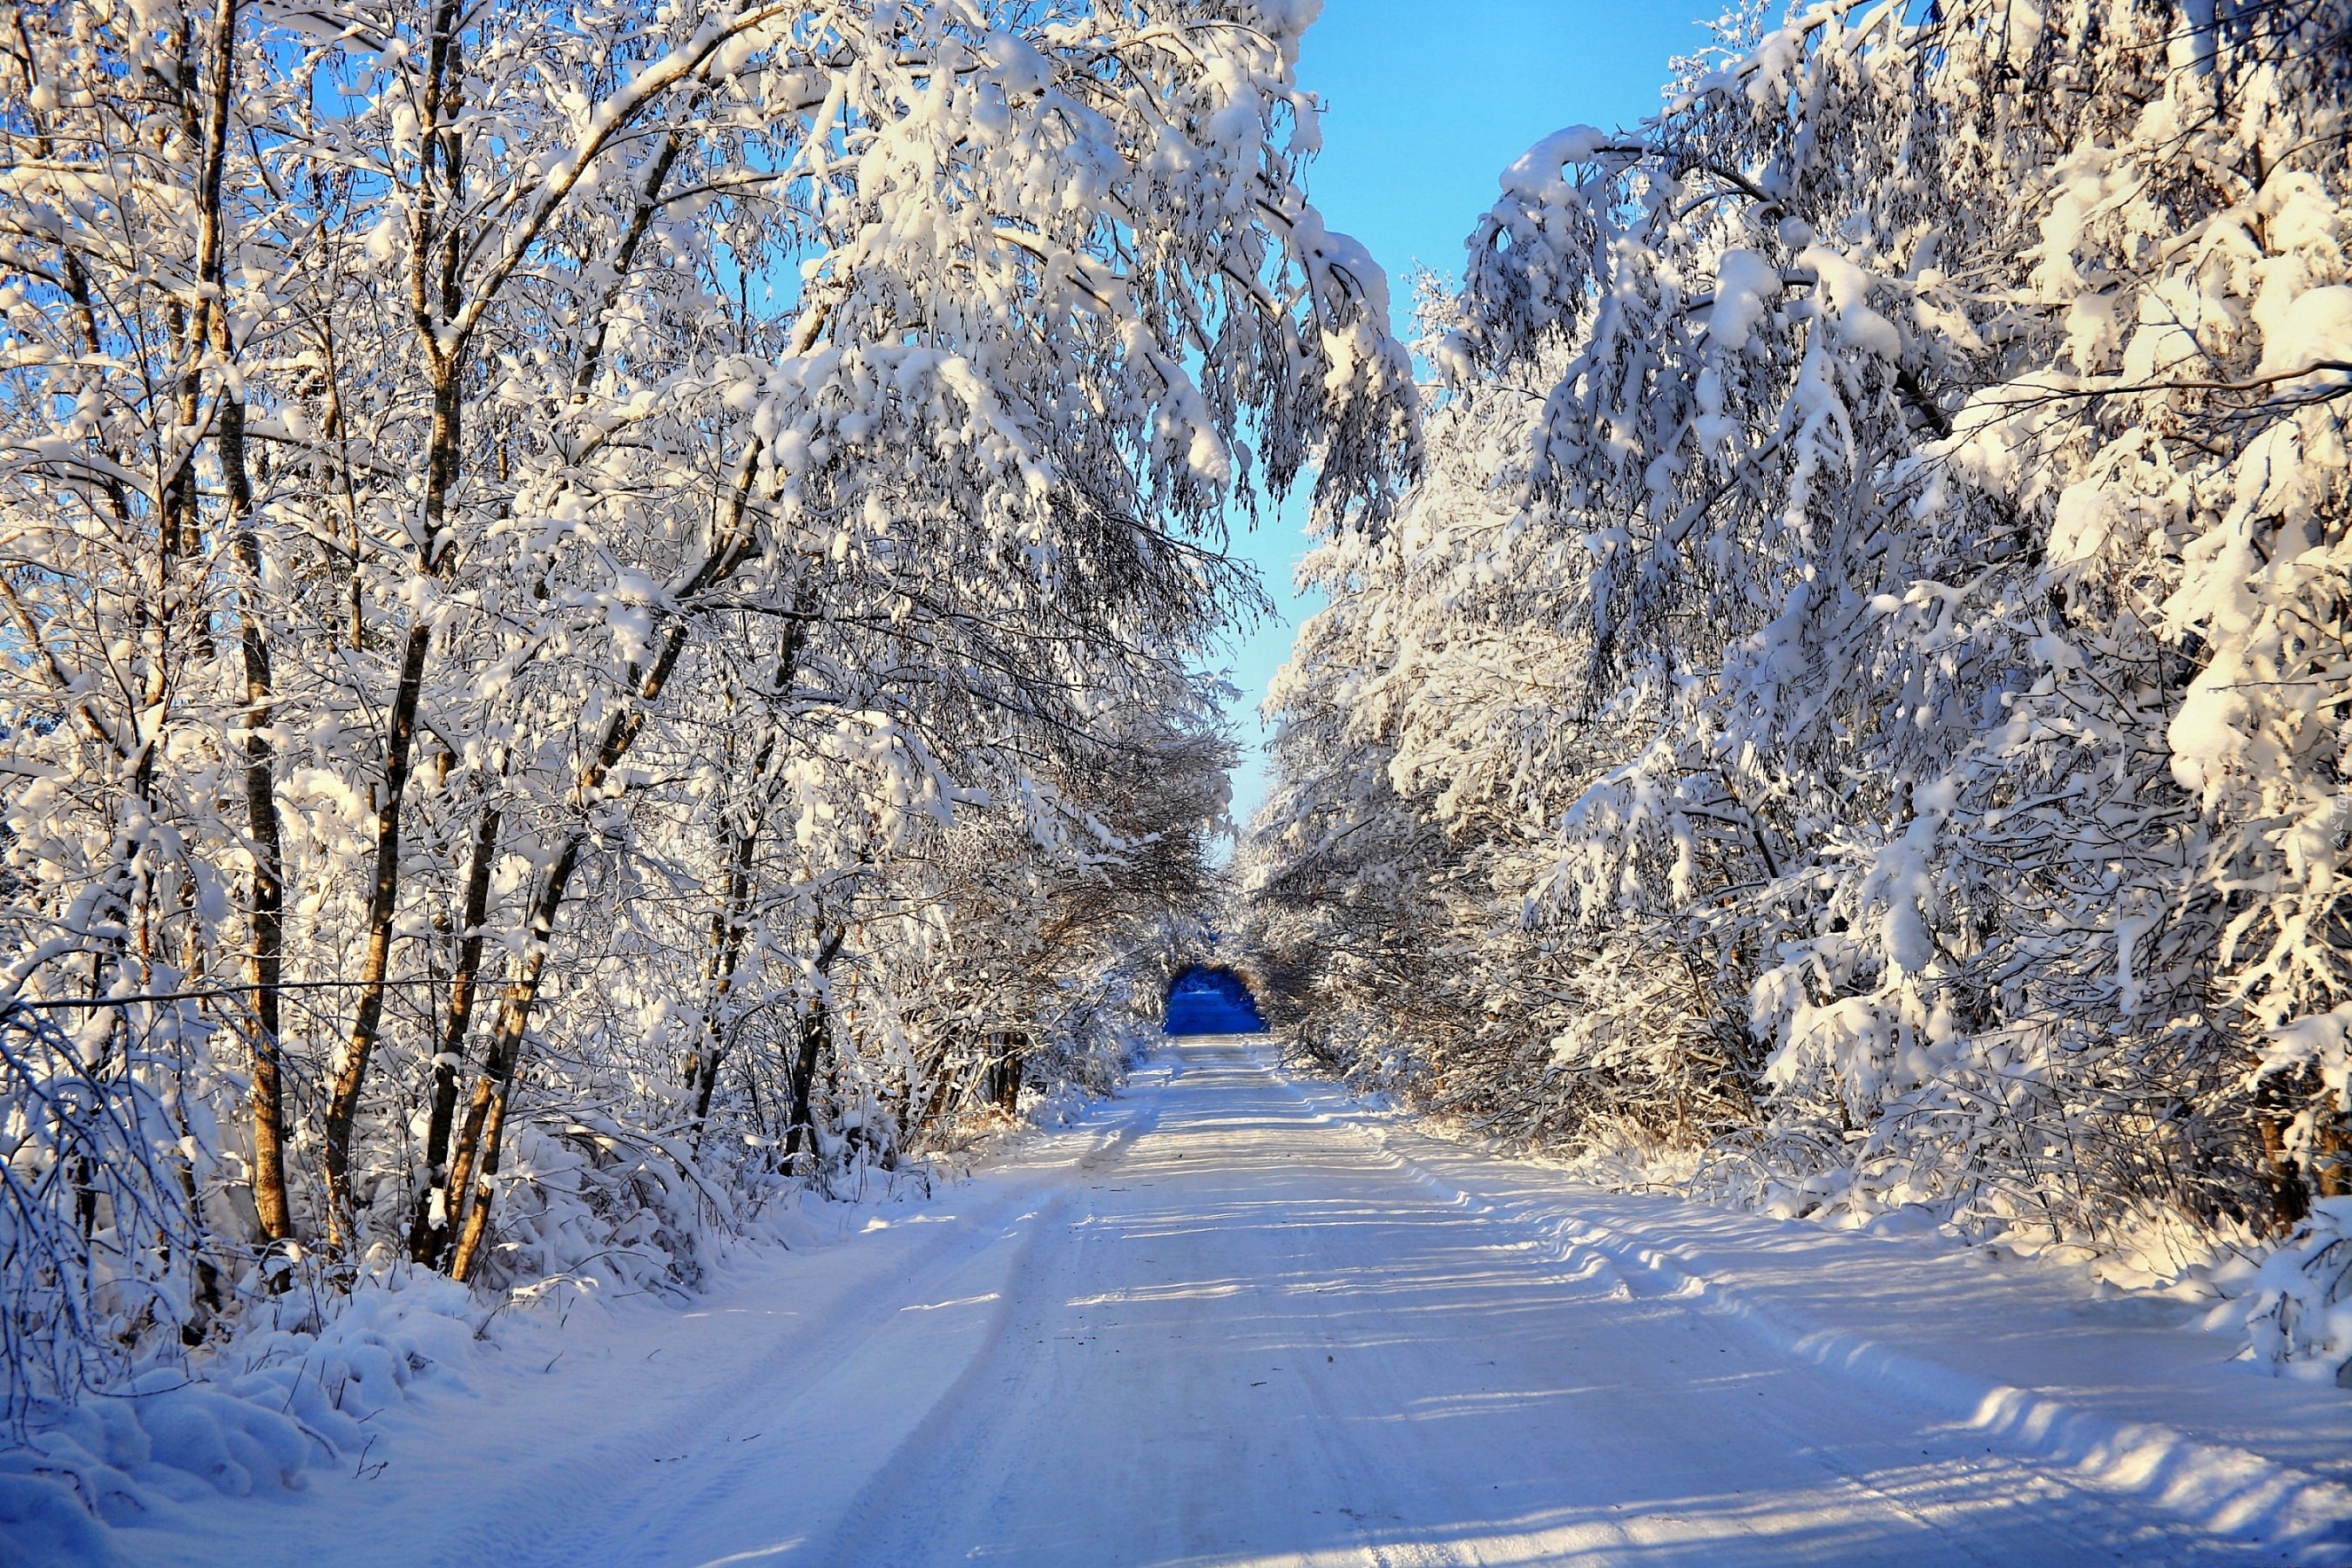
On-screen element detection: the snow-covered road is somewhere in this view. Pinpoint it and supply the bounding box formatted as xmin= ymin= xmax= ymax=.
xmin=134 ymin=1037 xmax=2351 ymax=1566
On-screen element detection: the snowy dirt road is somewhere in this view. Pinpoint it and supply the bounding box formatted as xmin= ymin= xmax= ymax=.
xmin=132 ymin=1036 xmax=2351 ymax=1567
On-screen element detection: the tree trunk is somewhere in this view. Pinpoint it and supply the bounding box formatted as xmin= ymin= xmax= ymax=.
xmin=324 ymin=310 xmax=469 ymax=1244
xmin=225 ymin=352 xmax=292 ymax=1245
xmin=686 ymin=824 xmax=756 ymax=1152
xmin=2318 ymin=1105 xmax=2349 ymax=1201
xmin=686 ymin=618 xmax=806 ymax=1152
xmin=325 ymin=0 xmax=474 ymax=1254
xmin=782 ymin=925 xmax=849 ymax=1172
xmin=785 ymin=996 xmax=829 ymax=1171
xmin=442 ymin=823 xmax=584 ymax=1282
xmin=2254 ymin=1065 xmax=2317 ymax=1233
xmin=187 ymin=0 xmax=293 ymax=1246
xmin=441 ymin=443 xmax=765 ymax=1278
xmin=990 ymin=1031 xmax=1026 ymax=1114
xmin=409 ymin=804 xmax=498 ymax=1262
xmin=322 ymin=611 xmax=436 ymax=1250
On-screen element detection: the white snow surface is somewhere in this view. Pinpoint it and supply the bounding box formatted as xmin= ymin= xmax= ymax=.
xmin=51 ymin=1037 xmax=2352 ymax=1565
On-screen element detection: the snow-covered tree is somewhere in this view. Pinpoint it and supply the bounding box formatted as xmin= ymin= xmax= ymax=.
xmin=0 ymin=0 xmax=1408 ymax=1408
xmin=1247 ymin=0 xmax=2350 ymax=1321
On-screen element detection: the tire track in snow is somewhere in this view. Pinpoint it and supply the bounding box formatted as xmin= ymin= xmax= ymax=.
xmin=789 ymin=1037 xmax=1443 ymax=1568
xmin=1226 ymin=1046 xmax=2065 ymax=1566
xmin=789 ymin=1099 xmax=1166 ymax=1566
xmin=1142 ymin=1040 xmax=2157 ymax=1565
xmin=396 ymin=1103 xmax=1159 ymax=1567
xmin=135 ymin=1040 xmax=2339 ymax=1566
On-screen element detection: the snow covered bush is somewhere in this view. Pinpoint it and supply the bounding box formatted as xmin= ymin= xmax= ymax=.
xmin=2247 ymin=1197 xmax=2352 ymax=1384
xmin=1244 ymin=0 xmax=2351 ymax=1339
xmin=0 ymin=1007 xmax=216 ymax=1428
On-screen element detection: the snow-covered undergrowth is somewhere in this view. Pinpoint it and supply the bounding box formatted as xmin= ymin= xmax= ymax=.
xmin=2249 ymin=1200 xmax=2352 ymax=1385
xmin=0 ymin=1273 xmax=478 ymax=1565
xmin=1342 ymin=1063 xmax=2261 ymax=1295
xmin=1242 ymin=0 xmax=2352 ymax=1382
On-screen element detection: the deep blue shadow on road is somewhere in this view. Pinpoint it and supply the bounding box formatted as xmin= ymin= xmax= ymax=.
xmin=1165 ymin=964 xmax=1266 ymax=1035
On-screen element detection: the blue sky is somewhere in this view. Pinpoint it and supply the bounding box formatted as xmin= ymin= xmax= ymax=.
xmin=1212 ymin=1 xmax=1732 ymax=832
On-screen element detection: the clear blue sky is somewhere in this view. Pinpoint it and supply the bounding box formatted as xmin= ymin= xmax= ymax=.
xmin=1212 ymin=1 xmax=1731 ymax=833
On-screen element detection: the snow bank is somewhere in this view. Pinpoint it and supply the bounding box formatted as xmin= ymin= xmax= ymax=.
xmin=1581 ymin=1110 xmax=2352 ymax=1385
xmin=1537 ymin=1205 xmax=2352 ymax=1564
xmin=1281 ymin=1061 xmax=2352 ymax=1564
xmin=0 ymin=1270 xmax=481 ymax=1565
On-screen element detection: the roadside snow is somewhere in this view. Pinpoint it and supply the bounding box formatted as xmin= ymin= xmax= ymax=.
xmin=14 ymin=1037 xmax=2349 ymax=1566
xmin=1293 ymin=1071 xmax=2352 ymax=1559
